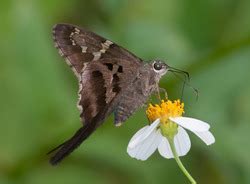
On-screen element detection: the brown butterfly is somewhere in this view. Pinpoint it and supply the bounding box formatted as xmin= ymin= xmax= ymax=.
xmin=49 ymin=23 xmax=171 ymax=165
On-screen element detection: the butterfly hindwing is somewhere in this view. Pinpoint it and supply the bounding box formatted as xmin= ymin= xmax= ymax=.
xmin=78 ymin=58 xmax=143 ymax=125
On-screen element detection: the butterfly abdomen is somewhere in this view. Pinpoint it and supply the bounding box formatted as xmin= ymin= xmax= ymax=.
xmin=114 ymin=89 xmax=148 ymax=126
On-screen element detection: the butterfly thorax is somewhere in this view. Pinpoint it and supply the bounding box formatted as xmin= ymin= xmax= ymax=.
xmin=114 ymin=62 xmax=167 ymax=126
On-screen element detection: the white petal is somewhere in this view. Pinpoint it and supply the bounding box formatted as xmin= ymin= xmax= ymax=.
xmin=128 ymin=126 xmax=148 ymax=148
xmin=170 ymin=117 xmax=210 ymax=132
xmin=128 ymin=119 xmax=160 ymax=148
xmin=174 ymin=127 xmax=191 ymax=157
xmin=158 ymin=137 xmax=174 ymax=159
xmin=192 ymin=130 xmax=215 ymax=145
xmin=127 ymin=129 xmax=162 ymax=161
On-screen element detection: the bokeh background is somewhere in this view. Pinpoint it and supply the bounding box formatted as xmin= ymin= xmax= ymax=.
xmin=1 ymin=0 xmax=250 ymax=184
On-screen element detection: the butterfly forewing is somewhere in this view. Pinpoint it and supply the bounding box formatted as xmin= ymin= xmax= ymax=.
xmin=53 ymin=23 xmax=144 ymax=125
xmin=53 ymin=24 xmax=142 ymax=78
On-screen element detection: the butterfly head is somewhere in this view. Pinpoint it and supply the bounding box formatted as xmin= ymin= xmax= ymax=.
xmin=151 ymin=60 xmax=169 ymax=77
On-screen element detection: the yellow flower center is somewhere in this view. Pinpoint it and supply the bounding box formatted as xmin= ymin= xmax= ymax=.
xmin=146 ymin=99 xmax=184 ymax=124
xmin=146 ymin=99 xmax=184 ymax=139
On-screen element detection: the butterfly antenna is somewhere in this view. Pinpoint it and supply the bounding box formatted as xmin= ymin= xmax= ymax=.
xmin=169 ymin=67 xmax=199 ymax=101
xmin=169 ymin=66 xmax=190 ymax=81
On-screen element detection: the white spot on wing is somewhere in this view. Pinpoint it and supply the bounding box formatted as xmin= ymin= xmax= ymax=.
xmin=93 ymin=51 xmax=101 ymax=61
xmin=81 ymin=46 xmax=87 ymax=53
xmin=104 ymin=40 xmax=113 ymax=46
xmin=77 ymin=79 xmax=83 ymax=113
xmin=69 ymin=28 xmax=81 ymax=46
xmin=77 ymin=63 xmax=89 ymax=113
xmin=92 ymin=40 xmax=113 ymax=61
xmin=81 ymin=63 xmax=88 ymax=72
xmin=74 ymin=28 xmax=80 ymax=34
xmin=101 ymin=40 xmax=113 ymax=50
xmin=70 ymin=32 xmax=74 ymax=37
xmin=100 ymin=49 xmax=106 ymax=53
xmin=58 ymin=49 xmax=64 ymax=57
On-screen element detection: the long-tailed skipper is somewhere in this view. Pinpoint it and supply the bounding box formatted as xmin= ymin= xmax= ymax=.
xmin=49 ymin=23 xmax=171 ymax=165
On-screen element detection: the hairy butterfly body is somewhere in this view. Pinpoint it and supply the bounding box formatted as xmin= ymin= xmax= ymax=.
xmin=49 ymin=23 xmax=169 ymax=165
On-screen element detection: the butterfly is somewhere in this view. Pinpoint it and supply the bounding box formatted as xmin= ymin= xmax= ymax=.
xmin=49 ymin=23 xmax=170 ymax=165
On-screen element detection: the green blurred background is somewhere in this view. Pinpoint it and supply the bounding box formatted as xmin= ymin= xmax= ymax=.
xmin=0 ymin=0 xmax=250 ymax=183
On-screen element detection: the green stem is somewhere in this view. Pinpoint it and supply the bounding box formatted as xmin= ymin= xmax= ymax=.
xmin=168 ymin=138 xmax=197 ymax=184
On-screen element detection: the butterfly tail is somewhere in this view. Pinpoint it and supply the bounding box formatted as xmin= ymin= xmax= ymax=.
xmin=48 ymin=123 xmax=96 ymax=165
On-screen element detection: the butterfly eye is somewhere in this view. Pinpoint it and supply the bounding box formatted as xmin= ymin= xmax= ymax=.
xmin=153 ymin=63 xmax=163 ymax=70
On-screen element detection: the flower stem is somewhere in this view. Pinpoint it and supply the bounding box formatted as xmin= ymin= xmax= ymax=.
xmin=168 ymin=138 xmax=197 ymax=184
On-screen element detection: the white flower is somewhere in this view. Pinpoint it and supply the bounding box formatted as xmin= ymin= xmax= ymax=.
xmin=127 ymin=117 xmax=215 ymax=161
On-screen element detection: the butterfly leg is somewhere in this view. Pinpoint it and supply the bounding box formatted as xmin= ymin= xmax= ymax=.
xmin=156 ymin=86 xmax=161 ymax=101
xmin=155 ymin=86 xmax=168 ymax=101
